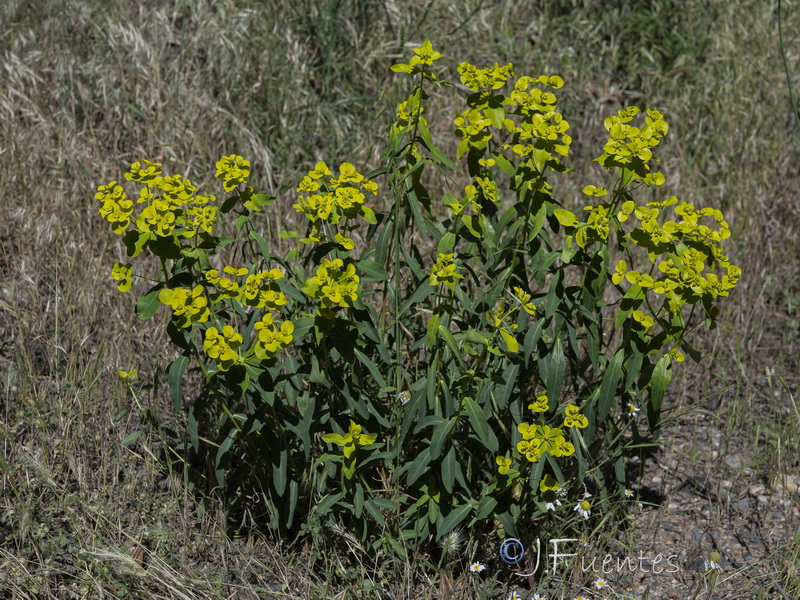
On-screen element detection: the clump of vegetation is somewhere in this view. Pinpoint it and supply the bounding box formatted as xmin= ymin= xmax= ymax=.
xmin=98 ymin=42 xmax=739 ymax=567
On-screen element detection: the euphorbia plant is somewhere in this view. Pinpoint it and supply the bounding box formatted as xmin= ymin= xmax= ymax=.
xmin=98 ymin=41 xmax=739 ymax=560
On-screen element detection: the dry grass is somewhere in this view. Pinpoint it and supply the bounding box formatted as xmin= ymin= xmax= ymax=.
xmin=1 ymin=0 xmax=799 ymax=597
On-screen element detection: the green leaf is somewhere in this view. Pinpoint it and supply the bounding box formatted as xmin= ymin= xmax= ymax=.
xmin=440 ymin=446 xmax=456 ymax=494
xmin=430 ymin=416 xmax=458 ymax=460
xmin=407 ymin=452 xmax=431 ymax=486
xmin=476 ymin=495 xmax=498 ymax=519
xmin=248 ymin=230 xmax=272 ymax=259
xmin=121 ymin=430 xmax=143 ymax=446
xmin=136 ymin=287 xmax=162 ymax=320
xmin=315 ymin=493 xmax=342 ymax=515
xmin=543 ymin=336 xmax=564 ymax=402
xmin=273 ymin=445 xmax=288 ymax=496
xmin=438 ymin=326 xmax=464 ymax=366
xmin=426 ymin=313 xmax=440 ymax=351
xmin=354 ymin=483 xmax=364 ymax=519
xmin=354 ymin=348 xmax=386 ymax=388
xmin=524 ymin=319 xmax=544 ymax=362
xmin=649 ymin=354 xmax=672 ymax=415
xmin=437 ymin=232 xmax=456 ymax=254
xmin=167 ymin=355 xmax=189 ymax=412
xmin=462 ymin=215 xmax=484 ymax=238
xmin=485 ymin=106 xmax=505 ymax=128
xmin=357 ymin=259 xmax=390 ymax=282
xmin=363 ymin=498 xmax=386 ymax=527
xmin=598 ymin=349 xmax=625 ymax=421
xmin=465 ymin=328 xmax=488 ymax=346
xmin=463 ymin=397 xmax=498 ymax=452
xmin=437 ymin=503 xmax=472 ymax=538
xmin=215 ymin=429 xmax=238 ymax=489
xmin=123 ymin=229 xmax=151 ymax=258
xmin=148 ymin=235 xmax=182 ymax=259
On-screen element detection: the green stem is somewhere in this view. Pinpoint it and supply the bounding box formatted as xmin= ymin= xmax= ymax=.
xmin=779 ymin=0 xmax=800 ymax=133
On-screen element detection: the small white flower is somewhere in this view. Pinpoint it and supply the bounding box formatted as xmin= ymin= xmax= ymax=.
xmin=533 ymin=594 xmax=546 ymax=600
xmin=594 ymin=577 xmax=609 ymax=590
xmin=626 ymin=403 xmax=640 ymax=417
xmin=397 ymin=391 xmax=411 ymax=405
xmin=625 ymin=488 xmax=634 ymax=498
xmin=704 ymin=552 xmax=722 ymax=571
xmin=545 ymin=499 xmax=562 ymax=511
xmin=469 ymin=561 xmax=485 ymax=573
xmin=574 ymin=499 xmax=591 ymax=520
xmin=508 ymin=591 xmax=522 ymax=600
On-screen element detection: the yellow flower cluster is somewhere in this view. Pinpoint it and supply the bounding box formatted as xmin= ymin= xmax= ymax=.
xmin=457 ymin=61 xmax=514 ymax=91
xmin=301 ymin=258 xmax=360 ymax=317
xmin=97 ymin=160 xmax=221 ymax=240
xmin=511 ymin=286 xmax=537 ymax=316
xmin=528 ymin=392 xmax=549 ymax=413
xmin=215 ymin=154 xmax=250 ymax=192
xmin=496 ymin=455 xmax=513 ymax=475
xmin=136 ymin=174 xmax=199 ymax=237
xmin=429 ymin=253 xmax=463 ymax=290
xmin=610 ymin=199 xmax=740 ymax=314
xmin=390 ymin=40 xmax=442 ymax=77
xmin=516 ymin=423 xmax=575 ymax=462
xmin=597 ymin=106 xmax=668 ymax=182
xmin=562 ymin=405 xmax=588 ymax=428
xmin=158 ymin=285 xmax=210 ymax=329
xmin=253 ymin=313 xmax=294 ymax=360
xmin=111 ymin=262 xmax=133 ymax=292
xmin=393 ymin=99 xmax=426 ymax=135
xmin=505 ymin=75 xmax=571 ymax=160
xmin=203 ymin=325 xmax=242 ymax=371
xmin=205 ymin=266 xmax=287 ymax=310
xmin=125 ymin=159 xmax=162 ymax=183
xmin=97 ymin=181 xmax=134 ymax=234
xmin=293 ymin=161 xmax=378 ymax=246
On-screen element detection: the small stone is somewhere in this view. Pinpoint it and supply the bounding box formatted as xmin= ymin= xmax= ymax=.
xmin=724 ymin=455 xmax=741 ymax=469
xmin=782 ymin=475 xmax=800 ymax=493
xmin=757 ymin=495 xmax=769 ymax=504
xmin=749 ymin=485 xmax=765 ymax=497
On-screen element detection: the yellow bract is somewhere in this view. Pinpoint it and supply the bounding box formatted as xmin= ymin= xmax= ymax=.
xmin=322 ymin=420 xmax=377 ymax=459
xmin=496 ymin=456 xmax=512 ymax=475
xmin=562 ymin=405 xmax=588 ymax=429
xmin=429 ymin=254 xmax=463 ymax=290
xmin=202 ymin=325 xmax=242 ymax=371
xmin=111 ymin=262 xmax=133 ymax=292
xmin=517 ymin=422 xmax=575 ymax=462
xmin=215 ymin=154 xmax=250 ymax=192
xmin=528 ymin=392 xmax=549 ymax=413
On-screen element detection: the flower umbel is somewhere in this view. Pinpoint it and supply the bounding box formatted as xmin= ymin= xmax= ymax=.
xmin=429 ymin=253 xmax=463 ymax=289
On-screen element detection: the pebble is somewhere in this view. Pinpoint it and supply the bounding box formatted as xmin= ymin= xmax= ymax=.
xmin=724 ymin=455 xmax=741 ymax=469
